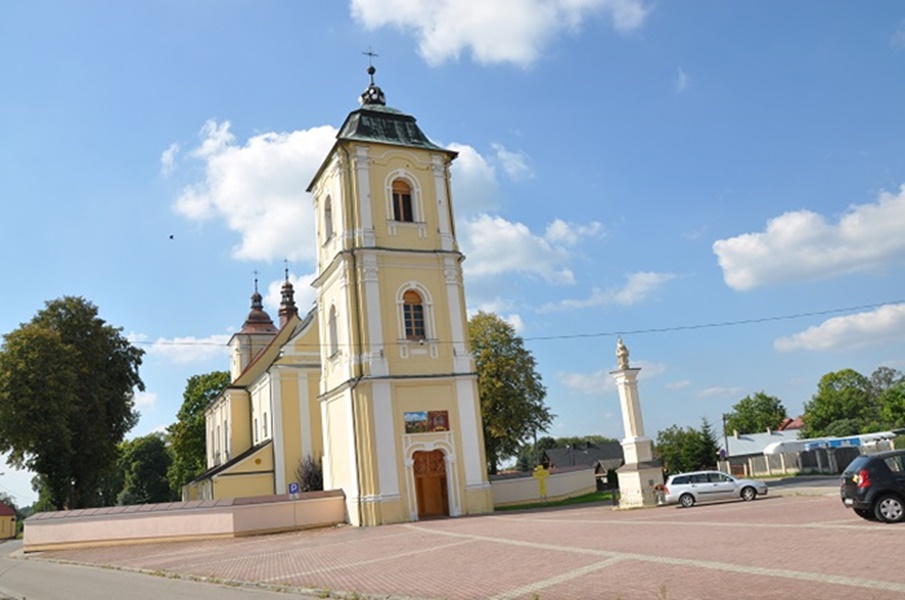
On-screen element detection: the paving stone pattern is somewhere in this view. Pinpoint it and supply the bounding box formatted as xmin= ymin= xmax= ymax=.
xmin=34 ymin=493 xmax=905 ymax=600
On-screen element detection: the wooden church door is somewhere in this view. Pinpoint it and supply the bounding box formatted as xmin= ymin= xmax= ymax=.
xmin=413 ymin=450 xmax=449 ymax=519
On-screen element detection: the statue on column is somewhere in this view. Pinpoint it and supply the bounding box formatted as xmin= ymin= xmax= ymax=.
xmin=616 ymin=337 xmax=630 ymax=370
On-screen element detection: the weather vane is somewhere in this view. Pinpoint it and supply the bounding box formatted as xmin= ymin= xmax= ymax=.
xmin=363 ymin=47 xmax=379 ymax=84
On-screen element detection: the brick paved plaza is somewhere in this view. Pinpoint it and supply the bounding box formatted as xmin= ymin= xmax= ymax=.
xmin=31 ymin=492 xmax=905 ymax=599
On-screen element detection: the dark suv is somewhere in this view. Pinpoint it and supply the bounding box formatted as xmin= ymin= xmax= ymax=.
xmin=840 ymin=450 xmax=905 ymax=523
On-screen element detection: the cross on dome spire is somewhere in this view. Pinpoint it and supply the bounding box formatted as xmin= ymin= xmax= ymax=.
xmin=360 ymin=48 xmax=386 ymax=106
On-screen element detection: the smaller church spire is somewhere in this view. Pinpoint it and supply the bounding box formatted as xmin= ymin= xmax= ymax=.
xmin=279 ymin=261 xmax=298 ymax=328
xmin=360 ymin=49 xmax=386 ymax=106
xmin=240 ymin=273 xmax=276 ymax=334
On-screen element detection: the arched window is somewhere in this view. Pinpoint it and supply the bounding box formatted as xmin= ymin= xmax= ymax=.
xmin=328 ymin=305 xmax=339 ymax=356
xmin=392 ymin=179 xmax=414 ymax=222
xmin=323 ymin=196 xmax=333 ymax=240
xmin=403 ymin=290 xmax=425 ymax=340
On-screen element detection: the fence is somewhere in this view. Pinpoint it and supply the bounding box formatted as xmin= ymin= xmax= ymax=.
xmin=722 ymin=442 xmax=892 ymax=478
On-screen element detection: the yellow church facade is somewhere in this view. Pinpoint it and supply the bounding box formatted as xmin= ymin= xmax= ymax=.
xmin=186 ymin=69 xmax=494 ymax=526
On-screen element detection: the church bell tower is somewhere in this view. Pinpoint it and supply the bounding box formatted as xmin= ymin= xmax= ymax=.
xmin=307 ymin=66 xmax=493 ymax=525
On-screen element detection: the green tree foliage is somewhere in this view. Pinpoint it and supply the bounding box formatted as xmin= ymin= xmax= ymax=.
xmin=724 ymin=392 xmax=787 ymax=435
xmin=167 ymin=371 xmax=230 ymax=494
xmin=0 ymin=297 xmax=143 ymax=510
xmin=879 ymin=384 xmax=905 ymax=428
xmin=468 ymin=311 xmax=553 ymax=475
xmin=802 ymin=369 xmax=876 ymax=438
xmin=655 ymin=418 xmax=719 ymax=475
xmin=117 ymin=433 xmax=174 ymax=505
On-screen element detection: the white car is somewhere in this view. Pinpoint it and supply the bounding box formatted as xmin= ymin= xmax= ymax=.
xmin=662 ymin=470 xmax=768 ymax=508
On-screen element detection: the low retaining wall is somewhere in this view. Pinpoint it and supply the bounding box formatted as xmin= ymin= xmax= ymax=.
xmin=490 ymin=467 xmax=596 ymax=507
xmin=23 ymin=490 xmax=346 ymax=552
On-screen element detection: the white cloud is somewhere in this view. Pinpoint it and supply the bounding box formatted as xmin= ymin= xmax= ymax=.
xmin=696 ymin=386 xmax=745 ymax=399
xmin=560 ymin=369 xmax=617 ymax=394
xmin=460 ymin=214 xmax=577 ymax=283
xmin=134 ymin=391 xmax=157 ymax=410
xmin=448 ymin=143 xmax=501 ymax=216
xmin=544 ymin=219 xmax=604 ymax=246
xmin=143 ymin=334 xmax=231 ymax=365
xmin=492 ymin=143 xmax=533 ymax=181
xmin=675 ymin=67 xmax=689 ymax=94
xmin=543 ymin=271 xmax=676 ymax=310
xmin=160 ymin=142 xmax=180 ymax=177
xmin=351 ymin=0 xmax=650 ymax=67
xmin=774 ymin=303 xmax=905 ymax=352
xmin=892 ymin=20 xmax=905 ymax=50
xmin=560 ymin=360 xmax=666 ymax=395
xmin=666 ymin=379 xmax=691 ymax=390
xmin=467 ymin=300 xmax=525 ymax=333
xmin=505 ymin=313 xmax=526 ymax=333
xmin=173 ymin=120 xmax=337 ymax=262
xmin=683 ymin=225 xmax=707 ymax=240
xmin=713 ymin=185 xmax=905 ymax=290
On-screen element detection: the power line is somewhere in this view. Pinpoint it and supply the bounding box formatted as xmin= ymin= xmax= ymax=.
xmin=127 ymin=299 xmax=904 ymax=349
xmin=524 ymin=300 xmax=904 ymax=342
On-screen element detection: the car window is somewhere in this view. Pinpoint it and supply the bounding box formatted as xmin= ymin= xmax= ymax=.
xmin=711 ymin=473 xmax=732 ymax=483
xmin=843 ymin=455 xmax=871 ymax=474
xmin=884 ymin=455 xmax=905 ymax=473
xmin=691 ymin=473 xmax=709 ymax=483
xmin=672 ymin=476 xmax=689 ymax=485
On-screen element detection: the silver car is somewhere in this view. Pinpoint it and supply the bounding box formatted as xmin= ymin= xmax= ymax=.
xmin=662 ymin=470 xmax=768 ymax=508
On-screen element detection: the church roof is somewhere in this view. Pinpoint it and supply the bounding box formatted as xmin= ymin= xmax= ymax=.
xmin=336 ymin=103 xmax=449 ymax=153
xmin=239 ymin=279 xmax=277 ymax=335
xmin=307 ymin=67 xmax=455 ymax=192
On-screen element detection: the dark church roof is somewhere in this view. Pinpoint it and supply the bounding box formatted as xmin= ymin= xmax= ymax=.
xmin=336 ymin=103 xmax=449 ymax=153
xmin=239 ymin=279 xmax=277 ymax=335
xmin=543 ymin=442 xmax=625 ymax=472
xmin=307 ymin=67 xmax=454 ymax=192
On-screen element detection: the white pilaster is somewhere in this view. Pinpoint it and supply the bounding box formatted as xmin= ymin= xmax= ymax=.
xmin=444 ymin=258 xmax=471 ymax=373
xmin=372 ymin=381 xmax=400 ymax=499
xmin=432 ymin=155 xmax=454 ymax=251
xmin=362 ymin=252 xmax=387 ymax=376
xmin=353 ymin=146 xmax=375 ymax=247
xmin=270 ymin=370 xmax=285 ymax=493
xmin=455 ymin=378 xmax=484 ymax=486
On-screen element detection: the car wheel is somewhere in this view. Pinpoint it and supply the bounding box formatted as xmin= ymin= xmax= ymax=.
xmin=679 ymin=493 xmax=695 ymax=508
xmin=741 ymin=486 xmax=757 ymax=502
xmin=873 ymin=494 xmax=905 ymax=523
xmin=854 ymin=508 xmax=877 ymax=521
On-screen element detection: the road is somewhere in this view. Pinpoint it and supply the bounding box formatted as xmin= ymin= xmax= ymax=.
xmin=0 ymin=540 xmax=309 ymax=600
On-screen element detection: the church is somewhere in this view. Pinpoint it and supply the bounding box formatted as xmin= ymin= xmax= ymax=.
xmin=185 ymin=66 xmax=495 ymax=526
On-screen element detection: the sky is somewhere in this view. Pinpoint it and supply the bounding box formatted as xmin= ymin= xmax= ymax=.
xmin=2 ymin=1 xmax=905 ymax=506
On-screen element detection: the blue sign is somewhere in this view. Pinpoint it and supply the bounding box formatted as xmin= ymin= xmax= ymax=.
xmin=288 ymin=482 xmax=300 ymax=494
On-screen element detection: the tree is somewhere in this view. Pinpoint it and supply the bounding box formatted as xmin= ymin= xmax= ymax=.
xmin=0 ymin=297 xmax=143 ymax=510
xmin=879 ymin=383 xmax=905 ymax=429
xmin=801 ymin=369 xmax=874 ymax=438
xmin=294 ymin=455 xmax=323 ymax=492
xmin=167 ymin=371 xmax=230 ymax=494
xmin=468 ymin=312 xmax=553 ymax=475
xmin=655 ymin=418 xmax=718 ymax=475
xmin=118 ymin=433 xmax=175 ymax=505
xmin=724 ymin=392 xmax=787 ymax=435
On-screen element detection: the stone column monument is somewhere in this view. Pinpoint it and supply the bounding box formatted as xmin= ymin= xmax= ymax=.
xmin=611 ymin=338 xmax=663 ymax=508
